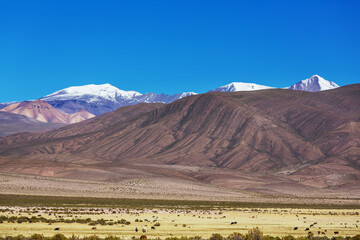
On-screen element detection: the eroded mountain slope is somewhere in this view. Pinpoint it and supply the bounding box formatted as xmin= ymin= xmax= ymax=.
xmin=0 ymin=85 xmax=359 ymax=192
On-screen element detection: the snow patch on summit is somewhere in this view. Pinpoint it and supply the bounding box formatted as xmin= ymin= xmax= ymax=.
xmin=211 ymin=82 xmax=273 ymax=92
xmin=42 ymin=84 xmax=141 ymax=102
xmin=288 ymin=75 xmax=339 ymax=92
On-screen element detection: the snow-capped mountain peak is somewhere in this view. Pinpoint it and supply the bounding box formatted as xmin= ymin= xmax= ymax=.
xmin=42 ymin=84 xmax=142 ymax=102
xmin=39 ymin=84 xmax=198 ymax=115
xmin=210 ymin=82 xmax=273 ymax=92
xmin=288 ymin=75 xmax=339 ymax=92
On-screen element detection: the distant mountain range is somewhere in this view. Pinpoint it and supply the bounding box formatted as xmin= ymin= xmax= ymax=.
xmin=0 ymin=73 xmax=359 ymax=197
xmin=35 ymin=75 xmax=339 ymax=115
xmin=0 ymin=83 xmax=358 ymax=194
xmin=0 ymin=75 xmax=341 ymax=125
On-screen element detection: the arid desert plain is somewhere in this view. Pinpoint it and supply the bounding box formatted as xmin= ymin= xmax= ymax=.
xmin=0 ymin=204 xmax=359 ymax=239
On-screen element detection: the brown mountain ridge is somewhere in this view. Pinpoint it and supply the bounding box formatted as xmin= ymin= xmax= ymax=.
xmin=0 ymin=85 xmax=359 ymax=197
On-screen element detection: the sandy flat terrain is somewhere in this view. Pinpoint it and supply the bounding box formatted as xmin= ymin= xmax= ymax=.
xmin=0 ymin=172 xmax=254 ymax=201
xmin=1 ymin=173 xmax=360 ymax=206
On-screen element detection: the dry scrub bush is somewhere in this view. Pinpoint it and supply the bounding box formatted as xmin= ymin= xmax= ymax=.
xmin=104 ymin=236 xmax=121 ymax=240
xmin=83 ymin=236 xmax=101 ymax=240
xmin=246 ymin=228 xmax=263 ymax=240
xmin=281 ymin=236 xmax=295 ymax=240
xmin=31 ymin=234 xmax=46 ymax=240
xmin=227 ymin=233 xmax=244 ymax=240
xmin=51 ymin=234 xmax=67 ymax=240
xmin=210 ymin=234 xmax=223 ymax=240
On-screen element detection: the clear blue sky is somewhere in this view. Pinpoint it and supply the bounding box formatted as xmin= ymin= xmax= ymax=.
xmin=1 ymin=0 xmax=359 ymax=102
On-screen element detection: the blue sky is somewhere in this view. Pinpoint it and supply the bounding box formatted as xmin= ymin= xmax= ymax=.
xmin=1 ymin=0 xmax=359 ymax=102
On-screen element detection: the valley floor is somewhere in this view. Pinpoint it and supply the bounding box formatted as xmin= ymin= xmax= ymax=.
xmin=1 ymin=173 xmax=360 ymax=239
xmin=0 ymin=206 xmax=359 ymax=238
